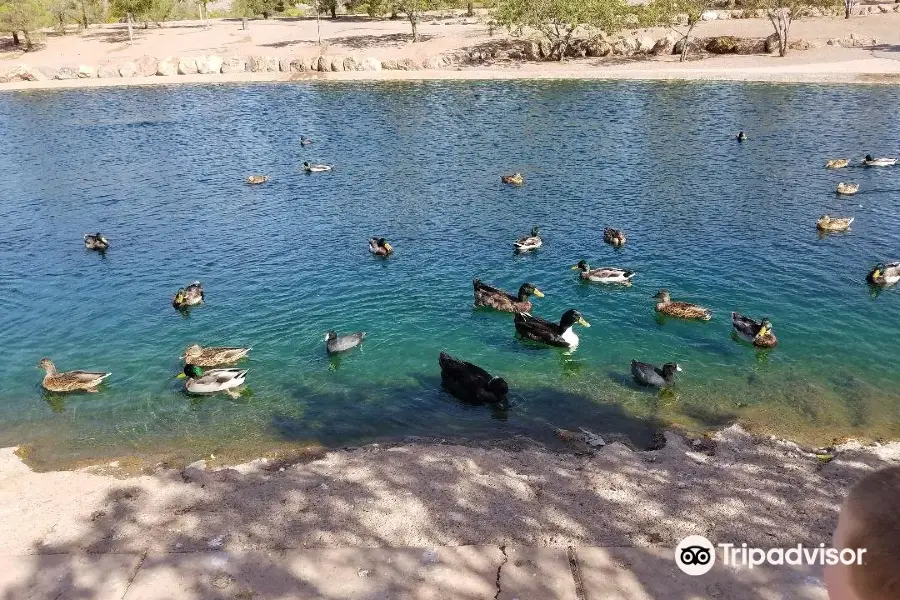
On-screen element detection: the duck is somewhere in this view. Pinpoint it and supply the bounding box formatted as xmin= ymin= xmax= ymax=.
xmin=572 ymin=260 xmax=635 ymax=285
xmin=177 ymin=363 xmax=248 ymax=395
xmin=631 ymin=360 xmax=681 ymax=388
xmin=326 ymin=331 xmax=366 ymax=355
xmin=736 ymin=131 xmax=747 ymax=142
xmin=731 ymin=312 xmax=777 ymax=348
xmin=38 ymin=358 xmax=111 ymax=393
xmin=473 ymin=279 xmax=544 ymax=313
xmin=501 ymin=173 xmax=524 ymax=186
xmin=368 ymin=237 xmax=393 ymax=256
xmin=603 ymin=227 xmax=626 ymax=247
xmin=836 ymin=182 xmax=859 ymax=195
xmin=514 ymin=227 xmax=542 ymax=252
xmin=439 ymin=351 xmax=509 ymax=405
xmin=826 ymin=159 xmax=849 ymax=169
xmin=864 ymin=154 xmax=897 ymax=167
xmin=866 ymin=262 xmax=900 ymax=286
xmin=180 ymin=345 xmax=251 ymax=367
xmin=83 ymin=232 xmax=110 ymax=251
xmin=653 ymin=289 xmax=711 ymax=321
xmin=300 ymin=136 xmax=313 ymax=146
xmin=173 ymin=282 xmax=204 ymax=309
xmin=246 ymin=175 xmax=268 ymax=185
xmin=816 ymin=215 xmax=854 ymax=232
xmin=514 ymin=309 xmax=590 ymax=349
xmin=303 ymin=161 xmax=333 ymax=173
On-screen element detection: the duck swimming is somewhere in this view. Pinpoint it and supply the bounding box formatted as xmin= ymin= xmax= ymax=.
xmin=816 ymin=215 xmax=854 ymax=232
xmin=731 ymin=312 xmax=777 ymax=348
xmin=473 ymin=279 xmax=544 ymax=313
xmin=173 ymin=282 xmax=204 ymax=309
xmin=246 ymin=175 xmax=268 ymax=185
xmin=303 ymin=162 xmax=333 ymax=173
xmin=177 ymin=363 xmax=248 ymax=396
xmin=736 ymin=131 xmax=747 ymax=142
xmin=867 ymin=262 xmax=900 ymax=286
xmin=631 ymin=360 xmax=681 ymax=388
xmin=826 ymin=159 xmax=849 ymax=169
xmin=83 ymin=233 xmax=110 ymax=251
xmin=836 ymin=182 xmax=859 ymax=195
xmin=368 ymin=237 xmax=393 ymax=256
xmin=326 ymin=331 xmax=366 ymax=354
xmin=864 ymin=155 xmax=897 ymax=167
xmin=38 ymin=358 xmax=111 ymax=393
xmin=514 ymin=309 xmax=590 ymax=349
xmin=181 ymin=345 xmax=251 ymax=367
xmin=300 ymin=136 xmax=313 ymax=146
xmin=603 ymin=227 xmax=626 ymax=247
xmin=653 ymin=289 xmax=711 ymax=321
xmin=514 ymin=227 xmax=542 ymax=252
xmin=572 ymin=261 xmax=635 ymax=285
xmin=501 ymin=173 xmax=524 ymax=186
xmin=439 ymin=351 xmax=508 ymax=406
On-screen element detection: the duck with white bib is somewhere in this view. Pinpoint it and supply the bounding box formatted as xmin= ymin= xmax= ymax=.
xmin=514 ymin=309 xmax=590 ymax=349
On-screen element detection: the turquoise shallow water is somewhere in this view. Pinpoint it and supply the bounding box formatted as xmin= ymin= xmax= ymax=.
xmin=2 ymin=81 xmax=900 ymax=468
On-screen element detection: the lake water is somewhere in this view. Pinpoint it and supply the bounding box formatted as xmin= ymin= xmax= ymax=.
xmin=2 ymin=81 xmax=900 ymax=470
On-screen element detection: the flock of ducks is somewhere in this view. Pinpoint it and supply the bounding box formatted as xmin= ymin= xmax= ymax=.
xmin=37 ymin=133 xmax=900 ymax=410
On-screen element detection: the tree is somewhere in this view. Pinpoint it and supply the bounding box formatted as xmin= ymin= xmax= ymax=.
xmin=640 ymin=0 xmax=708 ymax=61
xmin=0 ymin=0 xmax=51 ymax=49
xmin=231 ymin=0 xmax=281 ymax=18
xmin=494 ymin=0 xmax=632 ymax=60
xmin=843 ymin=0 xmax=854 ymax=18
xmin=48 ymin=0 xmax=75 ymax=32
xmin=318 ymin=0 xmax=339 ymax=17
xmin=747 ymin=0 xmax=838 ymax=56
xmin=109 ymin=0 xmax=153 ymax=41
xmin=368 ymin=0 xmax=445 ymax=41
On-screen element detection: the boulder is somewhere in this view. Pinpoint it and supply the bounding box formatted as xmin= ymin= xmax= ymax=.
xmin=705 ymin=36 xmax=739 ymax=54
xmin=878 ymin=3 xmax=890 ymax=12
xmin=422 ymin=55 xmax=446 ymax=69
xmin=135 ymin=55 xmax=157 ymax=77
xmin=4 ymin=64 xmax=48 ymax=82
xmin=651 ymin=34 xmax=675 ymax=56
xmin=673 ymin=38 xmax=703 ymax=56
xmin=54 ymin=66 xmax=79 ymax=80
xmin=360 ymin=57 xmax=382 ymax=71
xmin=177 ymin=58 xmax=198 ymax=75
xmin=636 ymin=34 xmax=656 ymax=54
xmin=734 ymin=38 xmax=767 ymax=54
xmin=248 ymin=56 xmax=269 ymax=72
xmin=586 ymin=39 xmax=612 ymax=57
xmin=765 ymin=32 xmax=781 ymax=54
xmin=330 ymin=55 xmax=345 ymax=72
xmin=612 ymin=37 xmax=638 ymax=56
xmin=381 ymin=59 xmax=400 ymax=70
xmin=397 ymin=58 xmax=420 ymax=70
xmin=77 ymin=65 xmax=96 ymax=78
xmin=788 ymin=38 xmax=810 ymax=51
xmin=98 ymin=64 xmax=120 ymax=78
xmin=524 ymin=40 xmax=540 ymax=60
xmin=700 ymin=9 xmax=718 ymax=20
xmin=564 ymin=41 xmax=587 ymax=58
xmin=156 ymin=57 xmax=178 ymax=76
xmin=538 ymin=39 xmax=552 ymax=59
xmin=343 ymin=56 xmax=358 ymax=71
xmin=221 ymin=57 xmax=246 ymax=73
xmin=118 ymin=62 xmax=137 ymax=77
xmin=196 ymin=55 xmax=223 ymax=74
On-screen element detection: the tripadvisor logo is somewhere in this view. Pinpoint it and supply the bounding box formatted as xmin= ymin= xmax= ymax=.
xmin=675 ymin=535 xmax=716 ymax=576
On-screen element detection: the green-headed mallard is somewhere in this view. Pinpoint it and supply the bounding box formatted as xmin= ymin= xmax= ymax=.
xmin=731 ymin=312 xmax=777 ymax=348
xmin=473 ymin=279 xmax=544 ymax=313
xmin=836 ymin=182 xmax=859 ymax=195
xmin=514 ymin=227 xmax=542 ymax=252
xmin=39 ymin=358 xmax=110 ymax=393
xmin=177 ymin=363 xmax=247 ymax=395
xmin=303 ymin=162 xmax=333 ymax=173
xmin=864 ymin=155 xmax=896 ymax=167
xmin=501 ymin=173 xmax=523 ymax=186
xmin=816 ymin=215 xmax=853 ymax=232
xmin=439 ymin=351 xmax=508 ymax=405
xmin=514 ymin=309 xmax=590 ymax=349
xmin=300 ymin=136 xmax=313 ymax=146
xmin=368 ymin=237 xmax=393 ymax=256
xmin=826 ymin=159 xmax=849 ymax=169
xmin=653 ymin=289 xmax=711 ymax=321
xmin=603 ymin=227 xmax=626 ymax=247
xmin=181 ymin=345 xmax=251 ymax=367
xmin=173 ymin=281 xmax=204 ymax=310
xmin=246 ymin=175 xmax=268 ymax=185
xmin=84 ymin=232 xmax=110 ymax=251
xmin=867 ymin=262 xmax=900 ymax=286
xmin=326 ymin=331 xmax=366 ymax=354
xmin=572 ymin=260 xmax=635 ymax=285
xmin=736 ymin=131 xmax=747 ymax=142
xmin=631 ymin=360 xmax=681 ymax=388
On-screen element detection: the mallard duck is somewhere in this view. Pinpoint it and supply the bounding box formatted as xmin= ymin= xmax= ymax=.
xmin=826 ymin=159 xmax=849 ymax=169
xmin=816 ymin=215 xmax=853 ymax=232
xmin=501 ymin=173 xmax=523 ymax=186
xmin=246 ymin=175 xmax=268 ymax=185
xmin=653 ymin=289 xmax=711 ymax=321
xmin=603 ymin=227 xmax=626 ymax=247
xmin=514 ymin=227 xmax=542 ymax=252
xmin=173 ymin=282 xmax=204 ymax=309
xmin=303 ymin=161 xmax=333 ymax=173
xmin=300 ymin=136 xmax=313 ymax=146
xmin=177 ymin=363 xmax=247 ymax=395
xmin=38 ymin=358 xmax=111 ymax=393
xmin=736 ymin=131 xmax=747 ymax=142
xmin=836 ymin=182 xmax=859 ymax=195
xmin=731 ymin=312 xmax=777 ymax=348
xmin=368 ymin=237 xmax=393 ymax=256
xmin=438 ymin=351 xmax=508 ymax=405
xmin=473 ymin=279 xmax=544 ymax=313
xmin=867 ymin=262 xmax=900 ymax=286
xmin=326 ymin=331 xmax=366 ymax=354
xmin=181 ymin=345 xmax=251 ymax=367
xmin=83 ymin=232 xmax=110 ymax=251
xmin=514 ymin=309 xmax=590 ymax=349
xmin=572 ymin=261 xmax=635 ymax=285
xmin=631 ymin=360 xmax=681 ymax=388
xmin=864 ymin=155 xmax=896 ymax=167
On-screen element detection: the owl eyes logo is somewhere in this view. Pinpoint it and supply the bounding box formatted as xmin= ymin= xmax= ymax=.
xmin=675 ymin=535 xmax=716 ymax=575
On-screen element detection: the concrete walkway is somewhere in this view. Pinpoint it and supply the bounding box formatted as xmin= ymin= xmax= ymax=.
xmin=0 ymin=546 xmax=828 ymax=600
